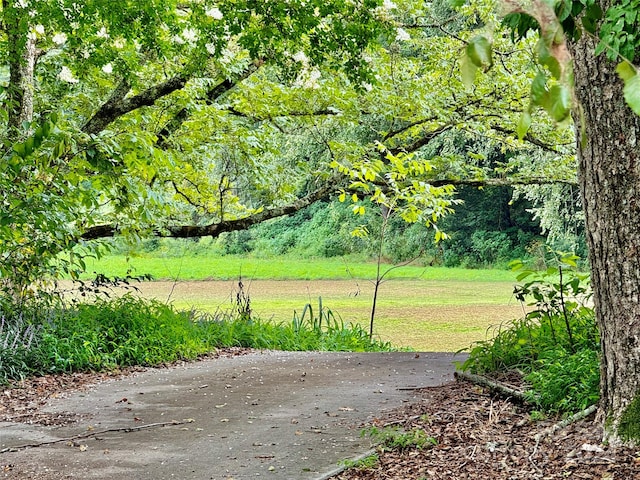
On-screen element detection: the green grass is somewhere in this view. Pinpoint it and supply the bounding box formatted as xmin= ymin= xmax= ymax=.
xmin=0 ymin=295 xmax=393 ymax=383
xmin=74 ymin=254 xmax=523 ymax=352
xmin=82 ymin=254 xmax=516 ymax=282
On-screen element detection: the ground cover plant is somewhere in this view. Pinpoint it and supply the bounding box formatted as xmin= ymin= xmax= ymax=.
xmin=0 ymin=293 xmax=392 ymax=384
xmin=462 ymin=253 xmax=599 ymax=415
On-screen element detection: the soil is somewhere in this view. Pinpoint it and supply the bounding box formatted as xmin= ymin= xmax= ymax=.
xmin=2 ymin=353 xmax=639 ymax=479
xmin=330 ymin=380 xmax=640 ymax=480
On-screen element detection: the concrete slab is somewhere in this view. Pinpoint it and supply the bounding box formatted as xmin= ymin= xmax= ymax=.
xmin=0 ymin=351 xmax=461 ymax=479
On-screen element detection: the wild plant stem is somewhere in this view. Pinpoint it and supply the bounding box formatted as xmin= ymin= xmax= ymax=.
xmin=558 ymin=265 xmax=576 ymax=352
xmin=369 ymin=208 xmax=388 ymax=340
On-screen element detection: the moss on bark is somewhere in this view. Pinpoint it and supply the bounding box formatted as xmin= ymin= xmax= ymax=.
xmin=618 ymin=393 xmax=640 ymax=443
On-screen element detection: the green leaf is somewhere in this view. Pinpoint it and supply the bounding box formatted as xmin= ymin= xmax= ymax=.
xmin=24 ymin=137 xmax=35 ymax=156
xmin=466 ymin=36 xmax=493 ymax=71
xmin=548 ymin=84 xmax=572 ymax=122
xmin=622 ymin=73 xmax=640 ymax=116
xmin=616 ymin=61 xmax=637 ymax=82
xmin=460 ymin=52 xmax=477 ymax=89
xmin=537 ymin=39 xmax=562 ymax=79
xmin=517 ymin=110 xmax=532 ymax=139
xmin=531 ymin=72 xmax=550 ymax=108
xmin=582 ymin=2 xmax=603 ymax=34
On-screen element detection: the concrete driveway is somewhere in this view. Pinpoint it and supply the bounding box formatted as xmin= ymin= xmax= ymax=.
xmin=0 ymin=351 xmax=461 ymax=480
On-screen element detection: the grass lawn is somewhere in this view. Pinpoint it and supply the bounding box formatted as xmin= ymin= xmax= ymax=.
xmin=83 ymin=255 xmax=522 ymax=352
xmin=83 ymin=254 xmax=517 ymax=282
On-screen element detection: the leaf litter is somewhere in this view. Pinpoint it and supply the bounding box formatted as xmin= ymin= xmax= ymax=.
xmin=331 ymin=380 xmax=640 ymax=480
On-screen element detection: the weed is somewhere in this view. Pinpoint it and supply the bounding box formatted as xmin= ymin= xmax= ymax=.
xmin=361 ymin=426 xmax=437 ymax=452
xmin=529 ymin=410 xmax=547 ymax=421
xmin=340 ymin=453 xmax=379 ymax=470
xmin=462 ymin=252 xmax=600 ymax=415
xmin=233 ymin=278 xmax=252 ymax=322
xmin=292 ymin=297 xmax=340 ymax=333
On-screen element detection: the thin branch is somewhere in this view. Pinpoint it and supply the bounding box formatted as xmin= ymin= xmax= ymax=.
xmin=0 ymin=419 xmax=194 ymax=454
xmin=156 ymin=64 xmax=261 ymax=148
xmin=170 ymin=180 xmax=203 ymax=208
xmin=388 ymin=123 xmax=454 ymax=155
xmin=382 ymin=115 xmax=439 ymax=142
xmin=489 ymin=124 xmax=574 ymax=153
xmin=455 ymin=371 xmax=532 ymax=404
xmin=429 ymin=177 xmax=577 ymax=187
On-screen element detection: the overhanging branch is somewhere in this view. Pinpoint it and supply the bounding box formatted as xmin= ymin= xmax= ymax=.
xmin=79 ymin=174 xmax=575 ymax=241
xmin=429 ymin=177 xmax=577 ymax=187
xmin=82 ymin=74 xmax=189 ymax=135
xmin=80 ymin=178 xmax=340 ymax=240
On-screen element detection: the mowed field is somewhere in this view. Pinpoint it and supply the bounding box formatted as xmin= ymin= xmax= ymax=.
xmin=130 ymin=278 xmax=523 ymax=352
xmin=83 ymin=254 xmax=525 ymax=352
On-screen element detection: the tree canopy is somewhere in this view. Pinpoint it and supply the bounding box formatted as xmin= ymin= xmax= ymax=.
xmin=1 ymin=0 xmax=575 ymax=294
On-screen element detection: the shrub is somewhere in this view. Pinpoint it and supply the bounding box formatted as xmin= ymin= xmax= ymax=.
xmin=0 ymin=293 xmax=394 ymax=383
xmin=462 ymin=252 xmax=599 ymax=414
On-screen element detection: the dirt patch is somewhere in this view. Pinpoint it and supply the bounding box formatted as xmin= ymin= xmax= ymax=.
xmin=330 ymin=381 xmax=640 ymax=480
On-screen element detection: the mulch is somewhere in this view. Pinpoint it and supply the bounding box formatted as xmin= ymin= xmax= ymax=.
xmin=331 ymin=380 xmax=640 ymax=479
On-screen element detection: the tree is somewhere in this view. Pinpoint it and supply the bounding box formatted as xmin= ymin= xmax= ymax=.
xmin=2 ymin=0 xmax=575 ymax=300
xmin=466 ymin=0 xmax=640 ymax=445
xmin=570 ymin=11 xmax=640 ymax=446
xmin=0 ymin=0 xmax=393 ymax=295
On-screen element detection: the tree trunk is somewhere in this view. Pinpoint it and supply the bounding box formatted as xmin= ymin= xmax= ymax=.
xmin=571 ymin=28 xmax=640 ymax=445
xmin=6 ymin=27 xmax=36 ymax=134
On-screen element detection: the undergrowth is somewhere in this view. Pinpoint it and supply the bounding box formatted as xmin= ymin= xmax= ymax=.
xmin=462 ymin=252 xmax=600 ymax=415
xmin=0 ymin=293 xmax=393 ymax=384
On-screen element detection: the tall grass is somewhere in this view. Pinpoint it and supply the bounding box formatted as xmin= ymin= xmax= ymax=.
xmin=0 ymin=295 xmax=393 ymax=384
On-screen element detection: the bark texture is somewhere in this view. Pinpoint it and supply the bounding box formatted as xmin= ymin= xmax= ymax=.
xmin=571 ymin=25 xmax=640 ymax=444
xmin=6 ymin=31 xmax=36 ymax=133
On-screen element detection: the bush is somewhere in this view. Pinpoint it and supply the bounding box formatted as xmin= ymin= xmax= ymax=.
xmin=462 ymin=253 xmax=599 ymax=414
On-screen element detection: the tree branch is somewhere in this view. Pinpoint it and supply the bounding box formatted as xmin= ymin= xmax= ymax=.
xmin=80 ymin=178 xmax=341 ymax=240
xmin=156 ymin=64 xmax=261 ymax=148
xmin=429 ymin=177 xmax=577 ymax=187
xmin=82 ymin=74 xmax=189 ymax=135
xmin=489 ymin=124 xmax=573 ymax=153
xmin=388 ymin=123 xmax=454 ymax=155
xmin=79 ymin=173 xmax=576 ymax=241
